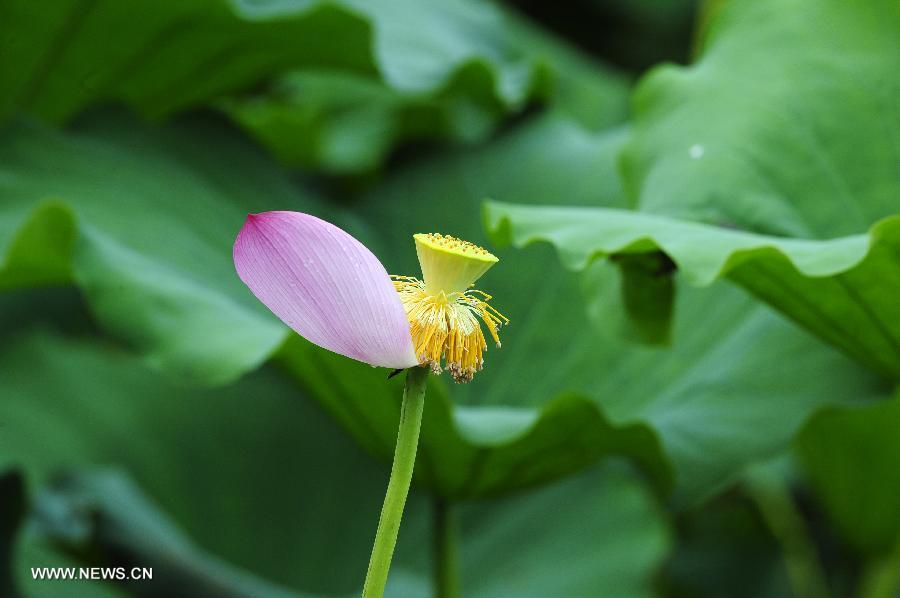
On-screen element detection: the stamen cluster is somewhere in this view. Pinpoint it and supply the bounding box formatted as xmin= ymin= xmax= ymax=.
xmin=392 ymin=276 xmax=507 ymax=383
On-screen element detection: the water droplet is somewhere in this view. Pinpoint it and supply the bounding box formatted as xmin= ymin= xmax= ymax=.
xmin=689 ymin=144 xmax=705 ymax=159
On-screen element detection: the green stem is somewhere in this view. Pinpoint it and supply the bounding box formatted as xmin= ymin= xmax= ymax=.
xmin=857 ymin=536 xmax=900 ymax=598
xmin=433 ymin=499 xmax=460 ymax=598
xmin=363 ymin=366 xmax=428 ymax=598
xmin=745 ymin=468 xmax=831 ymax=598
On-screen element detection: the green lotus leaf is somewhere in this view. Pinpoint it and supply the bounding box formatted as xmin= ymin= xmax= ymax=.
xmin=622 ymin=0 xmax=899 ymax=238
xmin=0 ymin=0 xmax=544 ymax=123
xmin=1 ymin=326 xmax=670 ymax=596
xmin=221 ymin=21 xmax=631 ymax=175
xmin=796 ymin=395 xmax=900 ymax=558
xmin=0 ymin=326 xmax=381 ymax=595
xmin=485 ymin=203 xmax=900 ymax=380
xmin=1 ymin=0 xmax=634 ymax=175
xmin=0 ymin=114 xmax=305 ymax=385
xmin=483 ymin=0 xmax=900 ymax=380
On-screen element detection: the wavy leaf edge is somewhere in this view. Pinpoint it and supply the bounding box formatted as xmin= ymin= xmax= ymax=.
xmin=484 ymin=201 xmax=900 ymax=286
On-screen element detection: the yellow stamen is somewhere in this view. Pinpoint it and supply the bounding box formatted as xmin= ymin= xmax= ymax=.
xmin=392 ymin=234 xmax=507 ymax=383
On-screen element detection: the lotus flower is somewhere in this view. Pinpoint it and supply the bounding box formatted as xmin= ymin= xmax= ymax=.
xmin=233 ymin=211 xmax=506 ymax=382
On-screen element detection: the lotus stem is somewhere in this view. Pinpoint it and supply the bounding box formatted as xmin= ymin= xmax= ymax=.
xmin=363 ymin=366 xmax=428 ymax=597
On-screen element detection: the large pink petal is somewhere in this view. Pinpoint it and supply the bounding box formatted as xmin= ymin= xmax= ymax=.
xmin=234 ymin=211 xmax=417 ymax=369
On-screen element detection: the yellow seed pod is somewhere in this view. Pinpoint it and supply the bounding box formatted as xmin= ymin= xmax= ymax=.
xmin=413 ymin=233 xmax=498 ymax=295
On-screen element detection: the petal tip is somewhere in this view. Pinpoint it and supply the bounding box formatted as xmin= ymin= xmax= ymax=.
xmin=244 ymin=211 xmax=267 ymax=227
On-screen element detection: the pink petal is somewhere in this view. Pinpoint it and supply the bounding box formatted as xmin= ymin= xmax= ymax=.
xmin=234 ymin=211 xmax=418 ymax=369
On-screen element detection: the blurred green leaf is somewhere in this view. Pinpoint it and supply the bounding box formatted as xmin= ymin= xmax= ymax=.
xmin=665 ymin=492 xmax=793 ymax=598
xmin=30 ymin=464 xmax=671 ymax=598
xmin=0 ymin=0 xmax=547 ymax=123
xmin=622 ymin=0 xmax=899 ymax=238
xmin=0 ymin=113 xmax=307 ymax=385
xmin=796 ymin=397 xmax=900 ymax=557
xmin=0 ymin=324 xmax=670 ymax=596
xmin=474 ymin=10 xmax=632 ymax=132
xmin=508 ymin=0 xmax=697 ymax=73
xmin=0 ymin=326 xmax=385 ymax=595
xmin=410 ymin=463 xmax=670 ymax=598
xmin=222 ymin=70 xmax=499 ymax=175
xmin=614 ymin=252 xmax=675 ymax=345
xmin=28 ymin=470 xmax=310 ymax=597
xmin=0 ymin=0 xmax=632 ymax=177
xmin=458 ymin=463 xmax=670 ymax=598
xmin=485 ymin=204 xmax=900 ymax=380
xmin=278 ymin=336 xmax=669 ymax=499
xmin=483 ymin=0 xmax=900 ymax=379
xmin=221 ymin=15 xmax=632 ymax=175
